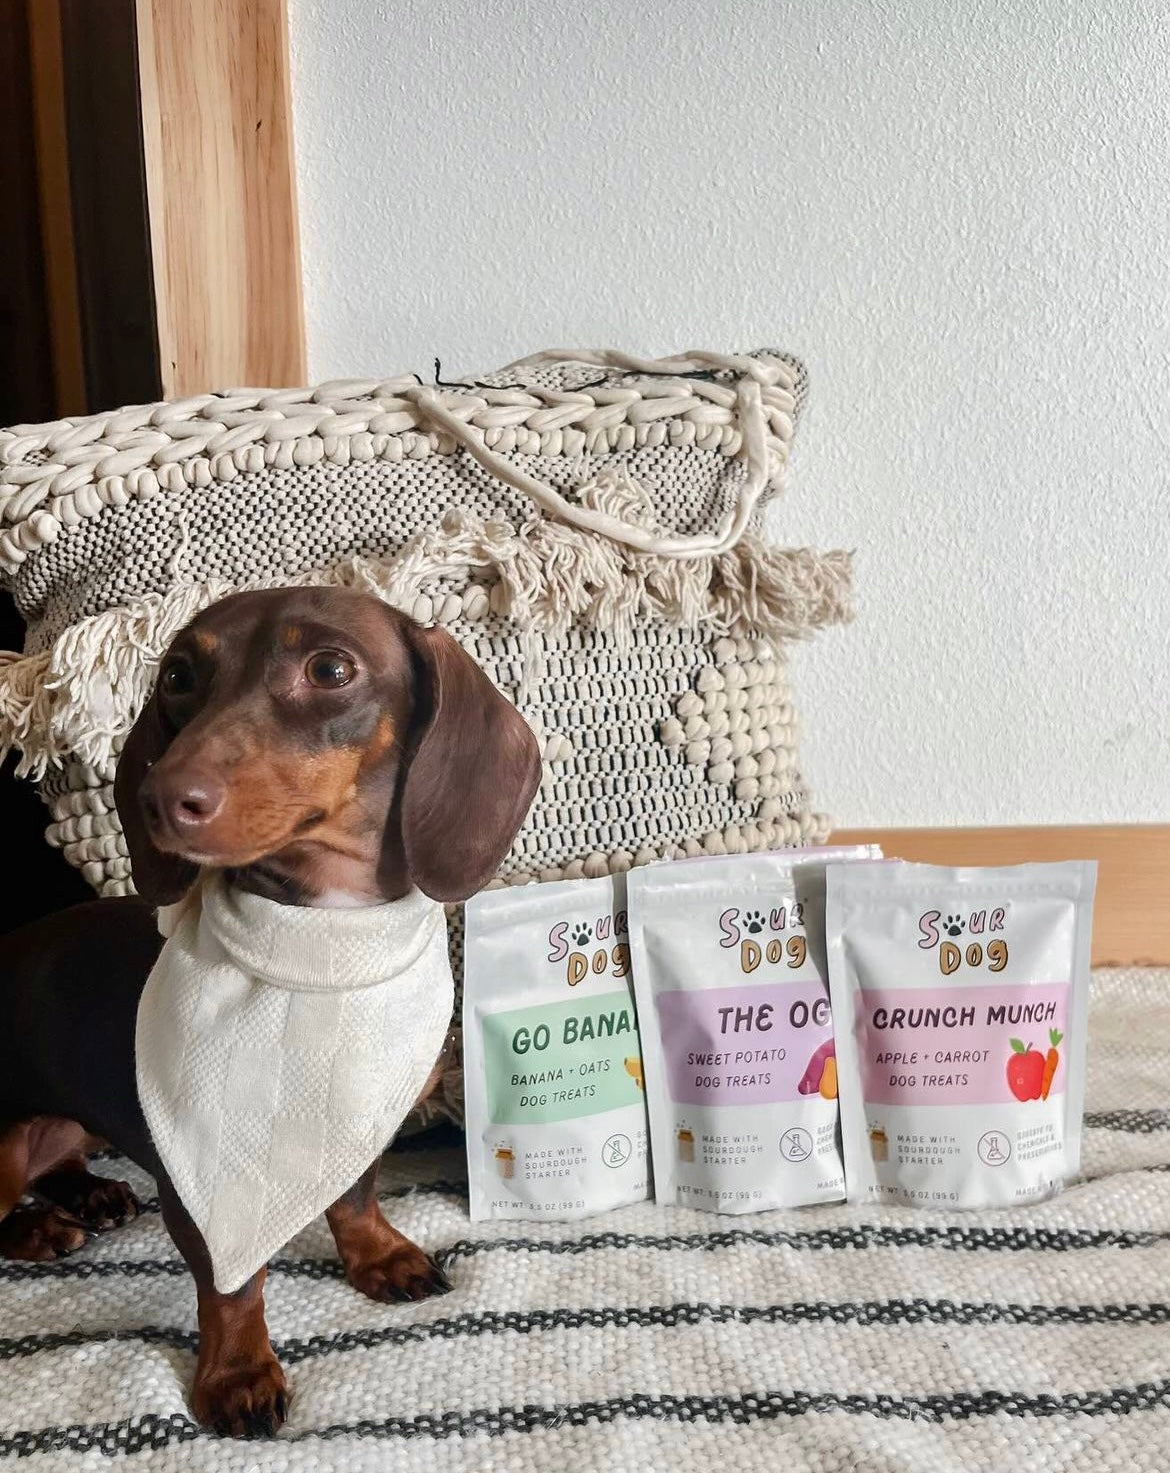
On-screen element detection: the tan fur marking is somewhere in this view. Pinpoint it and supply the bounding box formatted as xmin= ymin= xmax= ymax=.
xmin=365 ymin=715 xmax=397 ymax=764
xmin=182 ymin=746 xmax=367 ymax=865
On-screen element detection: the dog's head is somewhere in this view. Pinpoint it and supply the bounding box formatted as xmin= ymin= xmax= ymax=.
xmin=114 ymin=587 xmax=542 ymax=907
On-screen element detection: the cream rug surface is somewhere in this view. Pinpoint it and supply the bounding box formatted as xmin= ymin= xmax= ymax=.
xmin=1 ymin=968 xmax=1167 ymax=1471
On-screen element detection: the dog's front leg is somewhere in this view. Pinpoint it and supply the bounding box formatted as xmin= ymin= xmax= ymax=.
xmin=326 ymin=1159 xmax=451 ymax=1303
xmin=158 ymin=1178 xmax=288 ymax=1437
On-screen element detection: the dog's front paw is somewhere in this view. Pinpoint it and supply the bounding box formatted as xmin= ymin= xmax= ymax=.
xmin=194 ymin=1357 xmax=289 ymax=1439
xmin=48 ymin=1174 xmax=139 ymax=1231
xmin=0 ymin=1205 xmax=88 ymax=1261
xmin=349 ymin=1242 xmax=452 ymax=1303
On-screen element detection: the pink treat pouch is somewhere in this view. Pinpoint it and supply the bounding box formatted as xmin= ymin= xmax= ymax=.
xmin=827 ymin=860 xmax=1097 ymax=1210
xmin=626 ymin=846 xmax=878 ymax=1213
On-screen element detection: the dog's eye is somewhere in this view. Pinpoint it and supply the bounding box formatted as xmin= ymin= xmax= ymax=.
xmin=305 ymin=651 xmax=357 ymax=688
xmin=160 ymin=657 xmax=197 ymax=697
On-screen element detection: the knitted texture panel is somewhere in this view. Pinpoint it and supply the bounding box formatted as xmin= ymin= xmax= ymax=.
xmin=0 ymin=347 xmax=852 ymax=1125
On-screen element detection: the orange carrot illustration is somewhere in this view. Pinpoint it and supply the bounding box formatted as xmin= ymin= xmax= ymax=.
xmin=1040 ymin=1028 xmax=1062 ymax=1100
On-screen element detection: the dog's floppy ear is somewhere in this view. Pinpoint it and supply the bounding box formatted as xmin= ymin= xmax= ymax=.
xmin=113 ymin=687 xmax=197 ymax=906
xmin=399 ymin=623 xmax=541 ymax=903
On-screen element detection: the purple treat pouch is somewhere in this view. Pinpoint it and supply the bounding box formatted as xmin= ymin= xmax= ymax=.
xmin=626 ymin=845 xmax=879 ymax=1213
xmin=826 ymin=859 xmax=1097 ymax=1210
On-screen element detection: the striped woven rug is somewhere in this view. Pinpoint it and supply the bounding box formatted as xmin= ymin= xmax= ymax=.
xmin=1 ymin=968 xmax=1168 ymax=1471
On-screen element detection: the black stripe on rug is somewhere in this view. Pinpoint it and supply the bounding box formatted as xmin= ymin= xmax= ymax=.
xmin=433 ymin=1221 xmax=1170 ymax=1263
xmin=5 ymin=1380 xmax=1170 ymax=1456
xmin=3 ymin=1297 xmax=1169 ymax=1365
xmin=1085 ymin=1109 xmax=1170 ymax=1134
xmin=2 ymin=1220 xmax=1167 ymax=1283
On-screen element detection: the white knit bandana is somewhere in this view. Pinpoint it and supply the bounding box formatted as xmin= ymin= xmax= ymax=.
xmin=136 ymin=876 xmax=453 ymax=1293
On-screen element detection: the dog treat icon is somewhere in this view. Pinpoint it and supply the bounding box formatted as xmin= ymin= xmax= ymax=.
xmin=624 ymin=1056 xmax=645 ymax=1091
xmin=868 ymin=1125 xmax=889 ymax=1162
xmin=676 ymin=1127 xmax=695 ymax=1162
xmin=494 ymin=1145 xmax=515 ymax=1180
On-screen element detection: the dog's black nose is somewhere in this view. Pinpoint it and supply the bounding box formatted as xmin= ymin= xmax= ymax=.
xmin=140 ymin=770 xmax=226 ymax=835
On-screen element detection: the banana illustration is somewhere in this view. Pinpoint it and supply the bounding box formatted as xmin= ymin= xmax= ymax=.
xmin=624 ymin=1056 xmax=645 ymax=1091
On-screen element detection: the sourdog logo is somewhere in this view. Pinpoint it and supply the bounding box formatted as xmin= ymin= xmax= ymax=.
xmin=718 ymin=903 xmax=808 ymax=975
xmin=918 ymin=905 xmax=1010 ymax=975
xmin=547 ymin=910 xmax=630 ymax=986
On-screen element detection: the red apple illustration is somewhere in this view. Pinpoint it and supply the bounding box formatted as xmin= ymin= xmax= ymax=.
xmin=1006 ymin=1039 xmax=1045 ymax=1101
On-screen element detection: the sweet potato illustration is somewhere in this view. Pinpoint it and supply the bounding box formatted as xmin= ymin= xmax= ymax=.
xmin=818 ymin=1055 xmax=838 ymax=1100
xmin=798 ymin=1039 xmax=835 ymax=1096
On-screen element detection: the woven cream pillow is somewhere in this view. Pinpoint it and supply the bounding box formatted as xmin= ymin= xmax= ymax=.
xmin=0 ymin=347 xmax=851 ymax=1124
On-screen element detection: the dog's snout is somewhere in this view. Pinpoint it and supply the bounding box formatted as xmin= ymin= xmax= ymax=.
xmin=140 ymin=769 xmax=226 ymax=837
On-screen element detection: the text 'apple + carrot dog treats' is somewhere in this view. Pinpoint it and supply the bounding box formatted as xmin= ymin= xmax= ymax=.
xmin=463 ymin=873 xmax=649 ymax=1221
xmin=826 ymin=859 xmax=1097 ymax=1210
xmin=626 ymin=846 xmax=879 ymax=1213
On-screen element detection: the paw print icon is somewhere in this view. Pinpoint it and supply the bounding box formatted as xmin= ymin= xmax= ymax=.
xmin=571 ymin=923 xmax=592 ymax=946
xmin=743 ymin=910 xmax=765 ymax=935
xmin=943 ymin=914 xmax=964 ymax=937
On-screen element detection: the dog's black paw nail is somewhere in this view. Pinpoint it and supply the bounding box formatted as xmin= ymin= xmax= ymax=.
xmin=243 ymin=1410 xmax=279 ymax=1440
xmin=426 ymin=1259 xmax=453 ymax=1294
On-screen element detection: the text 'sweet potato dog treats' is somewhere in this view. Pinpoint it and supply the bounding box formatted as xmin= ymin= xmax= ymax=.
xmin=626 ymin=845 xmax=878 ymax=1213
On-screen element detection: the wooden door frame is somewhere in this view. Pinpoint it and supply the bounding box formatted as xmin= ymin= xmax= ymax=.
xmin=14 ymin=0 xmax=304 ymax=422
xmin=135 ymin=0 xmax=304 ymax=398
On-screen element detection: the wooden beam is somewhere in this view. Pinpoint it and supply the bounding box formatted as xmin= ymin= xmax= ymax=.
xmin=135 ymin=0 xmax=305 ymax=396
xmin=829 ymin=825 xmax=1170 ymax=969
xmin=26 ymin=0 xmax=86 ymax=416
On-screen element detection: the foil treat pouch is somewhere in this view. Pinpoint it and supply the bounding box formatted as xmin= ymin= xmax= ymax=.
xmin=463 ymin=874 xmax=649 ymax=1221
xmin=626 ymin=846 xmax=879 ymax=1214
xmin=826 ymin=859 xmax=1097 ymax=1210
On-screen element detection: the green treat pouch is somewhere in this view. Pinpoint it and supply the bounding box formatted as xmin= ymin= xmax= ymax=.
xmin=463 ymin=874 xmax=650 ymax=1221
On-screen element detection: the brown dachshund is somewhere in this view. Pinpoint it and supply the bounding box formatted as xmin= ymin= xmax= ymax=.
xmin=0 ymin=587 xmax=540 ymax=1437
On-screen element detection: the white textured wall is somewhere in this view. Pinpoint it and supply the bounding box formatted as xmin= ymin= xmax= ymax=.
xmin=288 ymin=1 xmax=1170 ymax=827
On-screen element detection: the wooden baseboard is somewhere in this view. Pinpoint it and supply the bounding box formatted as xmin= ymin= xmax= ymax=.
xmin=828 ymin=825 xmax=1170 ymax=968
